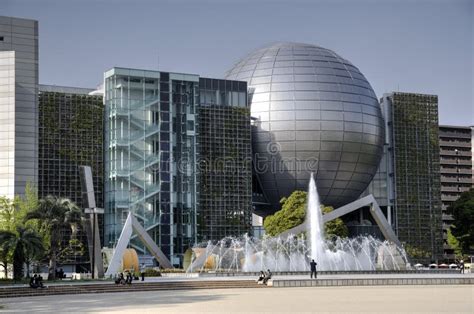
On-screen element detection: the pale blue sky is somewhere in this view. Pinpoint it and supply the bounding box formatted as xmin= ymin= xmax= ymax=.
xmin=3 ymin=0 xmax=473 ymax=125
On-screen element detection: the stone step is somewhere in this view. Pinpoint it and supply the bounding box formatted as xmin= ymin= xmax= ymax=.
xmin=0 ymin=280 xmax=266 ymax=298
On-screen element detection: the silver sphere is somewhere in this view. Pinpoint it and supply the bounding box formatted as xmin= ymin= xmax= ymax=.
xmin=225 ymin=42 xmax=384 ymax=208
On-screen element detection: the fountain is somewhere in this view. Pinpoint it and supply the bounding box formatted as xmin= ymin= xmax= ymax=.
xmin=187 ymin=174 xmax=410 ymax=272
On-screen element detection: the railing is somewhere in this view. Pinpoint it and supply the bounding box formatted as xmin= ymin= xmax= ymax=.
xmin=439 ymin=140 xmax=471 ymax=147
xmin=440 ymin=167 xmax=472 ymax=174
xmin=439 ymin=149 xmax=472 ymax=157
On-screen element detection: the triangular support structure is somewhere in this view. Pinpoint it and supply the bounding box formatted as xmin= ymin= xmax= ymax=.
xmin=280 ymin=194 xmax=402 ymax=247
xmin=104 ymin=212 xmax=173 ymax=277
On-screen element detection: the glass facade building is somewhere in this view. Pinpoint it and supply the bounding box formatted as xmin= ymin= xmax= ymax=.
xmin=381 ymin=92 xmax=443 ymax=261
xmin=0 ymin=16 xmax=38 ymax=199
xmin=104 ymin=68 xmax=198 ymax=264
xmin=104 ymin=68 xmax=252 ymax=264
xmin=197 ymin=78 xmax=252 ymax=241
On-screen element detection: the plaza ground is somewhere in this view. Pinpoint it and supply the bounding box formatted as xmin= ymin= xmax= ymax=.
xmin=1 ymin=285 xmax=472 ymax=313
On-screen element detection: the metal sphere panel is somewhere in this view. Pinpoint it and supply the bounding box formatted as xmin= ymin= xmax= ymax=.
xmin=225 ymin=42 xmax=384 ymax=208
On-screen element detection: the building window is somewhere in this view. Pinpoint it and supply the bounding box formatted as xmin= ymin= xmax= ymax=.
xmin=0 ymin=36 xmax=3 ymax=41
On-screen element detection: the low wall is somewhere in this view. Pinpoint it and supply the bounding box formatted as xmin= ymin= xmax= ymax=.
xmin=270 ymin=277 xmax=474 ymax=287
xmin=197 ymin=269 xmax=460 ymax=277
xmin=160 ymin=273 xmax=199 ymax=278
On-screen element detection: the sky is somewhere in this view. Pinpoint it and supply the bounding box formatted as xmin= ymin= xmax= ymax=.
xmin=3 ymin=0 xmax=473 ymax=125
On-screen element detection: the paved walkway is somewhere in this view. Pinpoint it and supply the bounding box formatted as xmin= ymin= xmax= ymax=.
xmin=1 ymin=285 xmax=472 ymax=313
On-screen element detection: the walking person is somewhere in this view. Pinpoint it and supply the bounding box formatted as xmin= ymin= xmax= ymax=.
xmin=310 ymin=259 xmax=317 ymax=279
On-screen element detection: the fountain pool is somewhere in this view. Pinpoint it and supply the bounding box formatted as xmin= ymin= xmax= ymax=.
xmin=187 ymin=174 xmax=410 ymax=272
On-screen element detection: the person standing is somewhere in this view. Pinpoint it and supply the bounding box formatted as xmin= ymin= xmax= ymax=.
xmin=310 ymin=259 xmax=317 ymax=279
xmin=140 ymin=264 xmax=146 ymax=281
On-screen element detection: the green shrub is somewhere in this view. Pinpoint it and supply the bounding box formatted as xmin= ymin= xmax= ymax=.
xmin=144 ymin=268 xmax=161 ymax=277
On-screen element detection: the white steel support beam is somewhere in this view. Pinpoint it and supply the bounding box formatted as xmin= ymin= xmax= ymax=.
xmin=104 ymin=212 xmax=173 ymax=277
xmin=279 ymin=194 xmax=402 ymax=247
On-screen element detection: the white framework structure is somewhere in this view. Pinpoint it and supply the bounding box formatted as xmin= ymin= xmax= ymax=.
xmin=280 ymin=194 xmax=402 ymax=247
xmin=105 ymin=212 xmax=173 ymax=277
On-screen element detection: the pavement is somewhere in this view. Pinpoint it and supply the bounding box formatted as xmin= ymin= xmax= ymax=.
xmin=0 ymin=285 xmax=472 ymax=313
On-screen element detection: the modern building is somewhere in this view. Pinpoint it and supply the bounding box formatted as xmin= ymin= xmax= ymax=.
xmin=225 ymin=42 xmax=384 ymax=212
xmin=38 ymin=84 xmax=104 ymax=265
xmin=357 ymin=98 xmax=396 ymax=239
xmin=197 ymin=77 xmax=252 ymax=241
xmin=438 ymin=125 xmax=473 ymax=260
xmin=0 ymin=16 xmax=38 ymax=199
xmin=104 ymin=68 xmax=251 ymax=265
xmin=380 ymin=92 xmax=443 ymax=261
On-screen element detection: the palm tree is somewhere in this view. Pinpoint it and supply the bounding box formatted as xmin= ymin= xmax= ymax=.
xmin=0 ymin=226 xmax=44 ymax=280
xmin=0 ymin=240 xmax=13 ymax=278
xmin=25 ymin=196 xmax=83 ymax=280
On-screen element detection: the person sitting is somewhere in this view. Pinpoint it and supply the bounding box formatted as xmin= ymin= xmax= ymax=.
xmin=37 ymin=274 xmax=45 ymax=288
xmin=263 ymin=269 xmax=272 ymax=285
xmin=115 ymin=272 xmax=125 ymax=285
xmin=256 ymin=271 xmax=265 ymax=284
xmin=125 ymin=271 xmax=133 ymax=285
xmin=29 ymin=274 xmax=38 ymax=288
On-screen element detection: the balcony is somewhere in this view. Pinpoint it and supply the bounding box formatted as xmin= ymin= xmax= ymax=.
xmin=439 ymin=149 xmax=472 ymax=157
xmin=441 ymin=186 xmax=461 ymax=192
xmin=442 ymin=186 xmax=471 ymax=193
xmin=440 ymin=158 xmax=472 ymax=166
xmin=440 ymin=176 xmax=472 ymax=183
xmin=441 ymin=195 xmax=460 ymax=202
xmin=439 ymin=167 xmax=472 ymax=175
xmin=439 ymin=140 xmax=471 ymax=148
xmin=439 ymin=131 xmax=471 ymax=139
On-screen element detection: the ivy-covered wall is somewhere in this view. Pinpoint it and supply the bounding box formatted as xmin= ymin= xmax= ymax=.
xmin=38 ymin=89 xmax=104 ymax=264
xmin=390 ymin=92 xmax=443 ymax=262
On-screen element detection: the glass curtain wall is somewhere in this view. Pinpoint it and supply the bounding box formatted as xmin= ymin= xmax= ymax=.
xmin=105 ymin=68 xmax=198 ymax=265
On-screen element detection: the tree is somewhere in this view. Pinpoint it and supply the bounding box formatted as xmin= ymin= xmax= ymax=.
xmin=322 ymin=206 xmax=349 ymax=239
xmin=13 ymin=184 xmax=44 ymax=277
xmin=0 ymin=226 xmax=44 ymax=280
xmin=263 ymin=191 xmax=348 ymax=239
xmin=264 ymin=191 xmax=306 ymax=236
xmin=0 ymin=196 xmax=18 ymax=278
xmin=25 ymin=196 xmax=83 ymax=280
xmin=404 ymin=244 xmax=431 ymax=260
xmin=0 ymin=238 xmax=13 ymax=279
xmin=0 ymin=184 xmax=45 ymax=279
xmin=447 ymin=188 xmax=474 ymax=254
xmin=447 ymin=228 xmax=463 ymax=259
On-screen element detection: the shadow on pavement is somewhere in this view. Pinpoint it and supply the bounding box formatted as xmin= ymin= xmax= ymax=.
xmin=0 ymin=290 xmax=231 ymax=313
